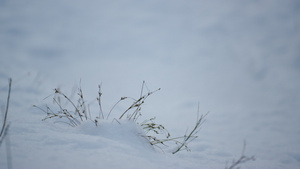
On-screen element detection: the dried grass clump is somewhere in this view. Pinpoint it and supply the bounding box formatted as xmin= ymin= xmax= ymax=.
xmin=34 ymin=80 xmax=256 ymax=167
xmin=34 ymin=81 xmax=207 ymax=154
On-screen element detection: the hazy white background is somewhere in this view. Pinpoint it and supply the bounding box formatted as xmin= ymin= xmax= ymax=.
xmin=0 ymin=0 xmax=300 ymax=168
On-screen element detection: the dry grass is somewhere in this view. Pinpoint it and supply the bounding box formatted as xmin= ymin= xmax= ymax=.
xmin=0 ymin=78 xmax=12 ymax=169
xmin=0 ymin=78 xmax=12 ymax=146
xmin=34 ymin=79 xmax=256 ymax=168
xmin=34 ymin=81 xmax=208 ymax=154
xmin=225 ymin=141 xmax=255 ymax=169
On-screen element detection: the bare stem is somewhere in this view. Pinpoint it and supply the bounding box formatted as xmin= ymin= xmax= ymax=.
xmin=98 ymin=84 xmax=104 ymax=119
xmin=0 ymin=78 xmax=12 ymax=138
xmin=172 ymin=111 xmax=208 ymax=154
xmin=225 ymin=141 xmax=255 ymax=169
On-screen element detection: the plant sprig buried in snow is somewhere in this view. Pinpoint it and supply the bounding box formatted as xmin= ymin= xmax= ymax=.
xmin=34 ymin=81 xmax=207 ymax=154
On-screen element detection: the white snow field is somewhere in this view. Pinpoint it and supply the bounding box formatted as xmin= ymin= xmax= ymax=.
xmin=1 ymin=0 xmax=300 ymax=168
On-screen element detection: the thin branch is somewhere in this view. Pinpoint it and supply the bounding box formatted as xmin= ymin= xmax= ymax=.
xmin=54 ymin=88 xmax=83 ymax=121
xmin=172 ymin=112 xmax=208 ymax=154
xmin=5 ymin=124 xmax=12 ymax=169
xmin=106 ymin=98 xmax=126 ymax=120
xmin=0 ymin=78 xmax=12 ymax=138
xmin=0 ymin=123 xmax=10 ymax=146
xmin=225 ymin=141 xmax=255 ymax=169
xmin=97 ymin=84 xmax=104 ymax=119
xmin=119 ymin=87 xmax=160 ymax=120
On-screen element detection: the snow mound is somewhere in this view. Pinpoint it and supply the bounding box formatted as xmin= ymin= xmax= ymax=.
xmin=77 ymin=120 xmax=154 ymax=152
xmin=10 ymin=119 xmax=177 ymax=169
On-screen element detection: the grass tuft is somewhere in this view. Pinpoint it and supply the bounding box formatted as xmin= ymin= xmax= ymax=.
xmin=34 ymin=79 xmax=255 ymax=167
xmin=35 ymin=81 xmax=207 ymax=154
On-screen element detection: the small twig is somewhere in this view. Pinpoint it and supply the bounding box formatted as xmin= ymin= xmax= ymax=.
xmin=0 ymin=123 xmax=10 ymax=146
xmin=172 ymin=111 xmax=208 ymax=154
xmin=112 ymin=118 xmax=121 ymax=124
xmin=106 ymin=98 xmax=126 ymax=120
xmin=97 ymin=84 xmax=104 ymax=119
xmin=0 ymin=78 xmax=12 ymax=138
xmin=225 ymin=141 xmax=255 ymax=169
xmin=119 ymin=87 xmax=160 ymax=120
xmin=54 ymin=88 xmax=83 ymax=121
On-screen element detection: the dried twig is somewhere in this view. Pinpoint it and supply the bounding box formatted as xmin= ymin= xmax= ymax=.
xmin=0 ymin=78 xmax=12 ymax=140
xmin=97 ymin=84 xmax=104 ymax=119
xmin=225 ymin=141 xmax=255 ymax=169
xmin=172 ymin=111 xmax=208 ymax=154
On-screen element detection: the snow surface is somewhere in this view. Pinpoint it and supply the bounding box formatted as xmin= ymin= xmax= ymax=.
xmin=1 ymin=0 xmax=300 ymax=168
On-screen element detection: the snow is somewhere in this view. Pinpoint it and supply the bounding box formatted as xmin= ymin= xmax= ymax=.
xmin=1 ymin=0 xmax=300 ymax=168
